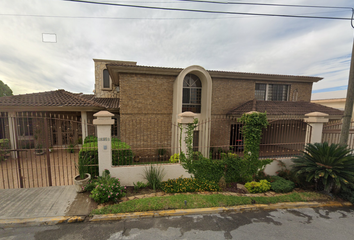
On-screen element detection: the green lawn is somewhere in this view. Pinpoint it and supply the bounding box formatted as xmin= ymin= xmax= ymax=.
xmin=92 ymin=192 xmax=328 ymax=215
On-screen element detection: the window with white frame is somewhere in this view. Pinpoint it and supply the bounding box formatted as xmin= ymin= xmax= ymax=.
xmin=103 ymin=69 xmax=110 ymax=89
xmin=182 ymin=74 xmax=202 ymax=113
xmin=255 ymin=83 xmax=289 ymax=101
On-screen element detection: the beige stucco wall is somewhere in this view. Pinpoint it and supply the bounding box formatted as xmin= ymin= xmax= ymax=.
xmin=311 ymin=99 xmax=345 ymax=111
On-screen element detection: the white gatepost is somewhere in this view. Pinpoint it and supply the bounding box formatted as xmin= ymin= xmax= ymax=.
xmin=177 ymin=111 xmax=197 ymax=155
xmin=304 ymin=112 xmax=329 ymax=144
xmin=93 ymin=111 xmax=114 ymax=176
xmin=8 ymin=112 xmax=18 ymax=159
xmin=81 ymin=111 xmax=88 ymax=144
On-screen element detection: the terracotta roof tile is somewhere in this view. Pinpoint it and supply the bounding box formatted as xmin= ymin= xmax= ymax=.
xmin=106 ymin=63 xmax=322 ymax=81
xmin=227 ymin=100 xmax=344 ymax=117
xmin=0 ymin=90 xmax=119 ymax=109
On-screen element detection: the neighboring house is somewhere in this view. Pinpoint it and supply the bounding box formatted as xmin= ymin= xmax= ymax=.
xmin=311 ymin=98 xmax=346 ymax=112
xmin=0 ymin=59 xmax=344 ymax=158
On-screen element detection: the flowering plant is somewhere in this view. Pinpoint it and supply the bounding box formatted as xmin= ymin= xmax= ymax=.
xmin=86 ymin=169 xmax=126 ymax=203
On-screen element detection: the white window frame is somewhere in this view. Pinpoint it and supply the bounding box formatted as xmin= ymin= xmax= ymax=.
xmin=255 ymin=83 xmax=290 ymax=101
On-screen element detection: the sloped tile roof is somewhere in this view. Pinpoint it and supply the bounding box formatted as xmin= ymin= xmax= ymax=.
xmin=78 ymin=94 xmax=120 ymax=109
xmin=227 ymin=100 xmax=344 ymax=117
xmin=106 ymin=63 xmax=322 ymax=82
xmin=0 ymin=90 xmax=120 ymax=109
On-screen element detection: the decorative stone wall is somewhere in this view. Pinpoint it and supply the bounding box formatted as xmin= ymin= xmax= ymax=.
xmin=94 ymin=59 xmax=120 ymax=98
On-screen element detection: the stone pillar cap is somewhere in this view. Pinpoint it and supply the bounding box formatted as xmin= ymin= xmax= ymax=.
xmin=94 ymin=111 xmax=114 ymax=117
xmin=304 ymin=112 xmax=329 ymax=117
xmin=178 ymin=111 xmax=197 ymax=118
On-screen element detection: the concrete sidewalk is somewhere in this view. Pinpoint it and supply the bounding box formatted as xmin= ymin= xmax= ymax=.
xmin=0 ymin=185 xmax=96 ymax=227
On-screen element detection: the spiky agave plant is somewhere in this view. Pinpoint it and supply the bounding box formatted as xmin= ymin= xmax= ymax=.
xmin=291 ymin=142 xmax=354 ymax=193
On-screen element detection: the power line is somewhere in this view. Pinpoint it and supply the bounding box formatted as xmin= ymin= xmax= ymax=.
xmin=61 ymin=0 xmax=352 ymax=21
xmin=0 ymin=9 xmax=347 ymax=20
xmin=174 ymin=0 xmax=353 ymax=10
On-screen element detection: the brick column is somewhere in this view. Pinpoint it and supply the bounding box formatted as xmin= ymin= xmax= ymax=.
xmin=177 ymin=111 xmax=197 ymax=155
xmin=304 ymin=112 xmax=329 ymax=144
xmin=93 ymin=111 xmax=114 ymax=176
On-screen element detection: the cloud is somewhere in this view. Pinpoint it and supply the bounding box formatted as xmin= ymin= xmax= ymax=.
xmin=0 ymin=0 xmax=353 ymax=95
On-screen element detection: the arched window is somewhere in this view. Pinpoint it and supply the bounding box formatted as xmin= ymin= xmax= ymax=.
xmin=182 ymin=74 xmax=202 ymax=113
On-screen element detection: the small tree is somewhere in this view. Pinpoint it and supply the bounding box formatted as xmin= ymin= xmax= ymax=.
xmin=0 ymin=80 xmax=13 ymax=97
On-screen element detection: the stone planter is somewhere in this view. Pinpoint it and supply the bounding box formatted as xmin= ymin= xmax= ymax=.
xmin=74 ymin=173 xmax=91 ymax=193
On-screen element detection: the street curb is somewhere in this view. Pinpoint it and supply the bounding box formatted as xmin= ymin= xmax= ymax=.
xmin=90 ymin=201 xmax=353 ymax=222
xmin=0 ymin=216 xmax=85 ymax=228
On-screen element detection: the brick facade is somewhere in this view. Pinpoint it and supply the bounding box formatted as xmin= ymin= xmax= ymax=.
xmin=95 ymin=60 xmax=320 ymax=157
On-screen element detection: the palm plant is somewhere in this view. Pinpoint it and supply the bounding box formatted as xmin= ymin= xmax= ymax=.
xmin=291 ymin=142 xmax=354 ymax=193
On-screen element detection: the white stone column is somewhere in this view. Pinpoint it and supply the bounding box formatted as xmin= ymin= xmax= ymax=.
xmin=304 ymin=112 xmax=329 ymax=144
xmin=8 ymin=112 xmax=18 ymax=158
xmin=81 ymin=111 xmax=88 ymax=144
xmin=177 ymin=112 xmax=197 ymax=157
xmin=93 ymin=111 xmax=114 ymax=176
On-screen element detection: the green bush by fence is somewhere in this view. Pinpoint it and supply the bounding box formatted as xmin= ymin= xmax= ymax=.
xmin=0 ymin=138 xmax=10 ymax=161
xmin=79 ymin=137 xmax=134 ymax=177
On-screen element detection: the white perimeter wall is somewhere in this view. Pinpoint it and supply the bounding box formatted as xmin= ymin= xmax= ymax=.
xmin=263 ymin=158 xmax=293 ymax=176
xmin=107 ymin=158 xmax=291 ymax=186
xmin=107 ymin=163 xmax=192 ymax=186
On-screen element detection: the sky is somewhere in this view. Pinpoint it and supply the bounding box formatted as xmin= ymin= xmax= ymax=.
xmin=0 ymin=0 xmax=353 ymax=100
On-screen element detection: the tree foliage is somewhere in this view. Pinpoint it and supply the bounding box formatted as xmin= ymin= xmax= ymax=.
xmin=0 ymin=80 xmax=13 ymax=97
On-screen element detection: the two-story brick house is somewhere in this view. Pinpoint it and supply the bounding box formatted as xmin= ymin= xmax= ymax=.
xmin=0 ymin=59 xmax=343 ymax=158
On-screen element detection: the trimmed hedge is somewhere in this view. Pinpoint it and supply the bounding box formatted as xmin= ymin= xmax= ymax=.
xmin=79 ymin=138 xmax=134 ymax=177
xmin=270 ymin=176 xmax=295 ymax=193
xmin=161 ymin=177 xmax=220 ymax=193
xmin=245 ymin=180 xmax=271 ymax=193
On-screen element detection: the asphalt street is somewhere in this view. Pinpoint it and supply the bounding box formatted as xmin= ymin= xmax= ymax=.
xmin=1 ymin=207 xmax=354 ymax=240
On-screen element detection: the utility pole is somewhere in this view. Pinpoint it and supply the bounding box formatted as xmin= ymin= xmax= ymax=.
xmin=340 ymin=37 xmax=354 ymax=146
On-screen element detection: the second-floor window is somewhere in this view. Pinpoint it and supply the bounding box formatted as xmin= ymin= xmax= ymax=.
xmin=182 ymin=74 xmax=202 ymax=113
xmin=255 ymin=83 xmax=289 ymax=101
xmin=103 ymin=69 xmax=110 ymax=89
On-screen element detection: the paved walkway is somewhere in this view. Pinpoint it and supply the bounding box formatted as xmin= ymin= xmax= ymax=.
xmin=0 ymin=185 xmax=94 ymax=219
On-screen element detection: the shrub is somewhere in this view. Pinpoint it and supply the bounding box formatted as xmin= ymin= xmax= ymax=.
xmin=291 ymin=142 xmax=354 ymax=193
xmin=111 ymin=140 xmax=134 ymax=166
xmin=0 ymin=139 xmax=10 ymax=161
xmin=270 ymin=176 xmax=295 ymax=193
xmin=142 ymin=165 xmax=166 ymax=191
xmin=245 ymin=180 xmax=271 ymax=193
xmin=239 ymin=112 xmax=270 ymax=178
xmin=161 ymin=177 xmax=220 ymax=193
xmin=87 ymin=170 xmax=126 ymax=203
xmin=133 ymin=181 xmax=147 ymax=192
xmin=169 ymin=153 xmax=179 ymax=163
xmin=78 ymin=142 xmax=99 ymax=177
xmin=222 ymin=152 xmax=252 ymax=183
xmin=339 ymin=188 xmax=354 ymax=204
xmin=84 ymin=135 xmax=97 ymax=143
xmin=78 ymin=140 xmax=133 ymax=177
xmin=185 ymin=153 xmax=225 ymax=183
xmin=157 ymin=148 xmax=167 ymax=156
